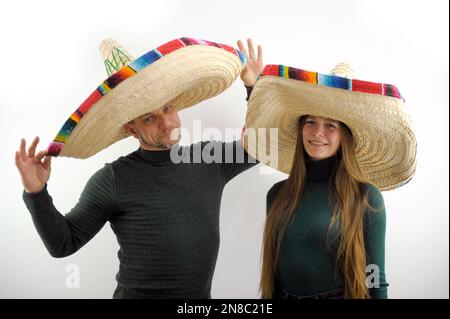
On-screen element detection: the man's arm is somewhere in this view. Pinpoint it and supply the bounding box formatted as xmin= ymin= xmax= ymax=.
xmin=245 ymin=85 xmax=253 ymax=101
xmin=22 ymin=165 xmax=115 ymax=258
xmin=219 ymin=140 xmax=258 ymax=182
xmin=16 ymin=137 xmax=114 ymax=258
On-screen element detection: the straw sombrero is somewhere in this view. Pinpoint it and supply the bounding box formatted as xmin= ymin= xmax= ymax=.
xmin=243 ymin=63 xmax=417 ymax=191
xmin=47 ymin=37 xmax=246 ymax=159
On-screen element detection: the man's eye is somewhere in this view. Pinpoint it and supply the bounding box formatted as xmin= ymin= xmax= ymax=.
xmin=164 ymin=106 xmax=171 ymax=112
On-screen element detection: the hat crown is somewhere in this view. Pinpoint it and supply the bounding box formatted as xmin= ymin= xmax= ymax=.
xmin=99 ymin=38 xmax=134 ymax=76
xmin=330 ymin=63 xmax=354 ymax=79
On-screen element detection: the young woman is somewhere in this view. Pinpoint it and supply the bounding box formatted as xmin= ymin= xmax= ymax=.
xmin=243 ymin=63 xmax=417 ymax=299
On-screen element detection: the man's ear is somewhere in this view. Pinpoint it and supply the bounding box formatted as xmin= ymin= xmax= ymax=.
xmin=123 ymin=122 xmax=138 ymax=139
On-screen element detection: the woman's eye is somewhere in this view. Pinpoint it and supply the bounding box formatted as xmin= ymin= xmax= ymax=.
xmin=164 ymin=106 xmax=171 ymax=112
xmin=145 ymin=116 xmax=155 ymax=123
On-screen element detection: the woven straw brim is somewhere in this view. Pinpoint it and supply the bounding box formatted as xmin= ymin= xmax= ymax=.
xmin=59 ymin=45 xmax=242 ymax=158
xmin=243 ymin=76 xmax=417 ymax=191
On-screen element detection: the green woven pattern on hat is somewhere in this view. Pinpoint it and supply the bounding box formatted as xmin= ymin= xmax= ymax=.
xmin=104 ymin=47 xmax=132 ymax=76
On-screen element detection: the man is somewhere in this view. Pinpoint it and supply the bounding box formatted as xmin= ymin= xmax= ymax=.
xmin=15 ymin=38 xmax=263 ymax=298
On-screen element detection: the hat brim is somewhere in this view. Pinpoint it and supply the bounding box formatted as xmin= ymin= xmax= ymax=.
xmin=48 ymin=39 xmax=244 ymax=159
xmin=243 ymin=72 xmax=417 ymax=191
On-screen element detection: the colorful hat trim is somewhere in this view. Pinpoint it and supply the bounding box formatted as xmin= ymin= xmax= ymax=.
xmin=48 ymin=37 xmax=246 ymax=157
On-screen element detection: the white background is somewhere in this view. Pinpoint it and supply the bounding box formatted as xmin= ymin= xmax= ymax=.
xmin=0 ymin=0 xmax=448 ymax=299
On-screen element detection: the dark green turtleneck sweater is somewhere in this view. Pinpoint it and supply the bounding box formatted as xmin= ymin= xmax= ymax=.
xmin=267 ymin=156 xmax=389 ymax=299
xmin=23 ymin=141 xmax=257 ymax=298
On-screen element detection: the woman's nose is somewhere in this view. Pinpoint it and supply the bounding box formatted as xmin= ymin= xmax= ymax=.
xmin=312 ymin=126 xmax=324 ymax=137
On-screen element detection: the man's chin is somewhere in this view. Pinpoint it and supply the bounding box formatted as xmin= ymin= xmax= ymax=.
xmin=159 ymin=137 xmax=180 ymax=148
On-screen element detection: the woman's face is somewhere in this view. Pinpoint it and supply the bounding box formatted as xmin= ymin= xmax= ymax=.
xmin=302 ymin=115 xmax=342 ymax=160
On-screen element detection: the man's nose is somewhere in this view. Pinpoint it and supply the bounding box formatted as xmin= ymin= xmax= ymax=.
xmin=159 ymin=115 xmax=173 ymax=131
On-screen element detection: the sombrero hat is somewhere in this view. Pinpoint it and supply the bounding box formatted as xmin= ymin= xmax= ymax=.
xmin=243 ymin=63 xmax=417 ymax=191
xmin=47 ymin=37 xmax=246 ymax=158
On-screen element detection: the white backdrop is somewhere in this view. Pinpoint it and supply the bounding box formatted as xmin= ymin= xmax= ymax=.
xmin=0 ymin=0 xmax=448 ymax=299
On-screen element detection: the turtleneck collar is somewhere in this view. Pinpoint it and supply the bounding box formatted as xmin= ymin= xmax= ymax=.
xmin=137 ymin=146 xmax=177 ymax=164
xmin=305 ymin=155 xmax=338 ymax=182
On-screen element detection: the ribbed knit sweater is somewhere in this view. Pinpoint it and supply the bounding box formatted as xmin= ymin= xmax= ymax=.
xmin=267 ymin=156 xmax=389 ymax=299
xmin=23 ymin=141 xmax=257 ymax=298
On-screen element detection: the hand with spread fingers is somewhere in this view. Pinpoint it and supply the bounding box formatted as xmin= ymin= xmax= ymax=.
xmin=15 ymin=137 xmax=52 ymax=193
xmin=237 ymin=38 xmax=264 ymax=87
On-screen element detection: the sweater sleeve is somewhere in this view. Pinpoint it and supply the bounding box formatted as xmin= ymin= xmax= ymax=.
xmin=209 ymin=85 xmax=257 ymax=181
xmin=364 ymin=184 xmax=389 ymax=299
xmin=245 ymin=85 xmax=254 ymax=101
xmin=219 ymin=140 xmax=259 ymax=182
xmin=22 ymin=164 xmax=115 ymax=258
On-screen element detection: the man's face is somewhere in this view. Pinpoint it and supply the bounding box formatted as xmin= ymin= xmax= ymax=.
xmin=124 ymin=103 xmax=181 ymax=151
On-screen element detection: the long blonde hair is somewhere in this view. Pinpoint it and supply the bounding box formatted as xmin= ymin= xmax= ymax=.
xmin=260 ymin=116 xmax=371 ymax=299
